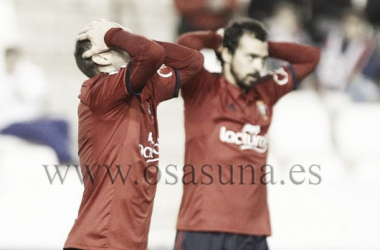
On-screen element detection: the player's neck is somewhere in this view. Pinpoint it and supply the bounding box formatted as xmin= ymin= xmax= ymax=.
xmin=223 ymin=66 xmax=248 ymax=93
xmin=223 ymin=64 xmax=236 ymax=84
xmin=98 ymin=65 xmax=118 ymax=74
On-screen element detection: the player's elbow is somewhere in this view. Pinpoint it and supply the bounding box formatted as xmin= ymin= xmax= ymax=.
xmin=180 ymin=51 xmax=204 ymax=85
xmin=151 ymin=43 xmax=166 ymax=69
xmin=194 ymin=51 xmax=204 ymax=72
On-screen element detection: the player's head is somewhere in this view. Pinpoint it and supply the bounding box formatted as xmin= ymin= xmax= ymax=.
xmin=221 ymin=18 xmax=268 ymax=90
xmin=74 ymin=39 xmax=130 ymax=78
xmin=5 ymin=47 xmax=22 ymax=74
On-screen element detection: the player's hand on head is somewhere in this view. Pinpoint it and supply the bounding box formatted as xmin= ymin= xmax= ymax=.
xmin=216 ymin=28 xmax=224 ymax=39
xmin=216 ymin=28 xmax=224 ymax=54
xmin=77 ymin=19 xmax=130 ymax=58
xmin=108 ymin=20 xmax=131 ymax=33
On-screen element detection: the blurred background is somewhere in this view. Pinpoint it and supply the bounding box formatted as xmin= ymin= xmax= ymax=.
xmin=0 ymin=0 xmax=379 ymax=249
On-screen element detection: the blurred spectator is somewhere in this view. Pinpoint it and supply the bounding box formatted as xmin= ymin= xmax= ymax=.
xmin=365 ymin=0 xmax=380 ymax=26
xmin=174 ymin=0 xmax=248 ymax=35
xmin=316 ymin=9 xmax=380 ymax=102
xmin=0 ymin=0 xmax=19 ymax=75
xmin=264 ymin=2 xmax=312 ymax=74
xmin=247 ymin=0 xmax=276 ymax=21
xmin=308 ymin=0 xmax=352 ymax=44
xmin=247 ymin=0 xmax=353 ymax=44
xmin=0 ymin=47 xmax=73 ymax=164
xmin=0 ymin=48 xmax=47 ymax=128
xmin=266 ymin=2 xmax=310 ymax=44
xmin=310 ymin=0 xmax=352 ymax=20
xmin=247 ymin=0 xmax=306 ymax=21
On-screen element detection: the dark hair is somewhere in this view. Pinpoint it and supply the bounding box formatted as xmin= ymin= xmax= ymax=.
xmin=5 ymin=47 xmax=21 ymax=58
xmin=74 ymin=40 xmax=99 ymax=78
xmin=223 ymin=18 xmax=268 ymax=54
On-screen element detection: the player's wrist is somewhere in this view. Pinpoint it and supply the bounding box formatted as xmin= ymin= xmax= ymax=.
xmin=104 ymin=27 xmax=123 ymax=47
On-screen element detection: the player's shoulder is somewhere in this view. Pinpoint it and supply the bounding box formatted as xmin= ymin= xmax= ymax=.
xmin=140 ymin=64 xmax=173 ymax=96
xmin=144 ymin=64 xmax=176 ymax=88
xmin=185 ymin=67 xmax=220 ymax=87
xmin=81 ymin=74 xmax=102 ymax=92
xmin=157 ymin=64 xmax=174 ymax=76
xmin=256 ymin=66 xmax=292 ymax=87
xmin=79 ymin=76 xmax=97 ymax=103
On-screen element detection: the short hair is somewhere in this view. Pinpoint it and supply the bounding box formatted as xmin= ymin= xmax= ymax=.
xmin=5 ymin=47 xmax=21 ymax=58
xmin=74 ymin=40 xmax=99 ymax=78
xmin=223 ymin=18 xmax=268 ymax=54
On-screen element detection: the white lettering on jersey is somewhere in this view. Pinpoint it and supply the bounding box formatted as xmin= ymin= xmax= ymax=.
xmin=219 ymin=124 xmax=268 ymax=153
xmin=256 ymin=100 xmax=268 ymax=120
xmin=157 ymin=65 xmax=173 ymax=78
xmin=139 ymin=132 xmax=159 ymax=163
xmin=270 ymin=67 xmax=289 ymax=86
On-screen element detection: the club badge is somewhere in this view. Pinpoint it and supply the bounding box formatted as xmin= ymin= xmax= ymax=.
xmin=256 ymin=100 xmax=268 ymax=120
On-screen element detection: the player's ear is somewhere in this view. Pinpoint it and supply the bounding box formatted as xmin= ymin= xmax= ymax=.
xmin=92 ymin=53 xmax=111 ymax=66
xmin=221 ymin=47 xmax=232 ymax=64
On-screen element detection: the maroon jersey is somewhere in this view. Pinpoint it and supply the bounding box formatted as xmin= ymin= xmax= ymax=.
xmin=177 ymin=31 xmax=320 ymax=236
xmin=64 ymin=29 xmax=203 ymax=250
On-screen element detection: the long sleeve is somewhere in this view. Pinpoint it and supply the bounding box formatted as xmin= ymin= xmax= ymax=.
xmin=104 ymin=28 xmax=165 ymax=94
xmin=177 ymin=31 xmax=222 ymax=51
xmin=268 ymin=42 xmax=321 ymax=84
xmin=254 ymin=42 xmax=321 ymax=106
xmin=155 ymin=41 xmax=204 ymax=85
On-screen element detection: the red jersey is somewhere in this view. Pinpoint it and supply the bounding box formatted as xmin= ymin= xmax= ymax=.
xmin=64 ymin=29 xmax=203 ymax=250
xmin=177 ymin=31 xmax=320 ymax=236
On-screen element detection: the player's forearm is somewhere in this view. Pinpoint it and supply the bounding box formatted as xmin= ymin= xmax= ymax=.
xmin=105 ymin=28 xmax=163 ymax=59
xmin=268 ymin=42 xmax=321 ymax=80
xmin=177 ymin=31 xmax=222 ymax=51
xmin=174 ymin=0 xmax=208 ymax=14
xmin=104 ymin=28 xmax=165 ymax=91
xmin=156 ymin=41 xmax=204 ymax=83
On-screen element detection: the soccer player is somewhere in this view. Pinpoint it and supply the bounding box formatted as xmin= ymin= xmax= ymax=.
xmin=174 ymin=18 xmax=320 ymax=250
xmin=63 ymin=20 xmax=203 ymax=250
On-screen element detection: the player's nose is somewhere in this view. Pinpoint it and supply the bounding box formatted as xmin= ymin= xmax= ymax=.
xmin=251 ymin=58 xmax=264 ymax=73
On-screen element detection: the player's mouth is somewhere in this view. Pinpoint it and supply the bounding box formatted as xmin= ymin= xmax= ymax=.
xmin=246 ymin=73 xmax=260 ymax=83
xmin=247 ymin=76 xmax=257 ymax=81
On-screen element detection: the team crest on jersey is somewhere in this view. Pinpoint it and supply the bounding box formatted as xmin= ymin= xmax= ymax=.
xmin=256 ymin=100 xmax=268 ymax=120
xmin=157 ymin=64 xmax=173 ymax=78
xmin=139 ymin=132 xmax=159 ymax=163
xmin=219 ymin=124 xmax=268 ymax=153
xmin=270 ymin=67 xmax=289 ymax=85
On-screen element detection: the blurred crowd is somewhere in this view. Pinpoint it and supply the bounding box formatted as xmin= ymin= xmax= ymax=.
xmin=0 ymin=0 xmax=73 ymax=164
xmin=175 ymin=0 xmax=380 ymax=102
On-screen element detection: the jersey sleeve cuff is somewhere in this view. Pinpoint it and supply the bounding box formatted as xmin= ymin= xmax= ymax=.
xmin=173 ymin=68 xmax=181 ymax=98
xmin=125 ymin=65 xmax=142 ymax=96
xmin=288 ymin=64 xmax=299 ymax=90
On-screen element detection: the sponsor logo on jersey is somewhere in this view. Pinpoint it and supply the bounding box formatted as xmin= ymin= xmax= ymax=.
xmin=219 ymin=124 xmax=268 ymax=153
xmin=256 ymin=100 xmax=268 ymax=120
xmin=139 ymin=132 xmax=159 ymax=163
xmin=270 ymin=67 xmax=289 ymax=85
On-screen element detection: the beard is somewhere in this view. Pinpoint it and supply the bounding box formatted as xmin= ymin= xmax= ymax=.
xmin=231 ymin=64 xmax=260 ymax=90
